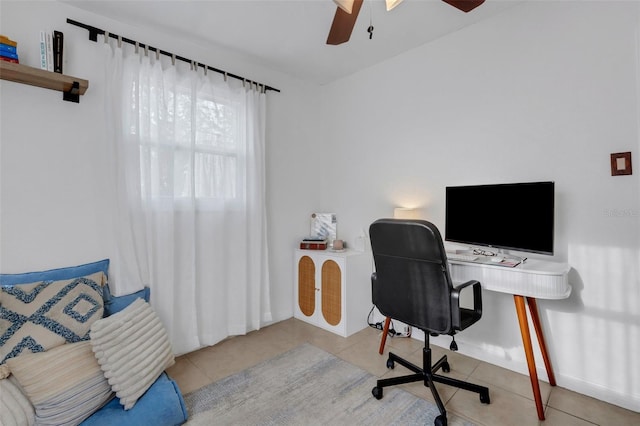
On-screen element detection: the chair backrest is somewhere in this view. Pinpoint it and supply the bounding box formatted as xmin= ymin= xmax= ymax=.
xmin=369 ymin=219 xmax=455 ymax=334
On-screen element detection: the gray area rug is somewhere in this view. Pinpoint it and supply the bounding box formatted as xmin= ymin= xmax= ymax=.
xmin=184 ymin=343 xmax=474 ymax=425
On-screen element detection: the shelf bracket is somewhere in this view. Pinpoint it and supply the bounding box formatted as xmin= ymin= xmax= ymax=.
xmin=63 ymin=81 xmax=80 ymax=103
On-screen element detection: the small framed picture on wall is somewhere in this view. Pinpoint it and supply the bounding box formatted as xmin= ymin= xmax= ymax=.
xmin=610 ymin=152 xmax=632 ymax=176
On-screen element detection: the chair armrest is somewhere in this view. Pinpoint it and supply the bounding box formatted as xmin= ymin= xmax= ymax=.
xmin=371 ymin=272 xmax=378 ymax=306
xmin=450 ymin=280 xmax=482 ymax=330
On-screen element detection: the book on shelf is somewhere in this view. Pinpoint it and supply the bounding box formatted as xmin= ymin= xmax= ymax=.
xmin=38 ymin=30 xmax=60 ymax=72
xmin=1 ymin=35 xmax=19 ymax=63
xmin=53 ymin=31 xmax=63 ymax=73
xmin=39 ymin=31 xmax=47 ymax=70
xmin=0 ymin=52 xmax=18 ymax=61
xmin=45 ymin=32 xmax=53 ymax=72
xmin=0 ymin=50 xmax=18 ymax=60
xmin=0 ymin=56 xmax=19 ymax=64
xmin=0 ymin=43 xmax=17 ymax=55
xmin=0 ymin=35 xmax=17 ymax=47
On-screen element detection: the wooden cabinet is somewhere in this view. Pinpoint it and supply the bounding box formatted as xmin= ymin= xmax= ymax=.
xmin=294 ymin=249 xmax=371 ymax=337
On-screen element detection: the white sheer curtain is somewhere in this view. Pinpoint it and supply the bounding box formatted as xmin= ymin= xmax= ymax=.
xmin=103 ymin=40 xmax=271 ymax=355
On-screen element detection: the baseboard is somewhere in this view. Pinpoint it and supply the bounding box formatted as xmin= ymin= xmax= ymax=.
xmin=264 ymin=309 xmax=293 ymax=327
xmin=426 ymin=334 xmax=640 ymax=413
xmin=556 ymin=374 xmax=640 ymax=413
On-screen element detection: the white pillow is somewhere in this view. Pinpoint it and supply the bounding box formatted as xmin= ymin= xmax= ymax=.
xmin=6 ymin=341 xmax=113 ymax=425
xmin=90 ymin=298 xmax=174 ymax=410
xmin=0 ymin=376 xmax=35 ymax=426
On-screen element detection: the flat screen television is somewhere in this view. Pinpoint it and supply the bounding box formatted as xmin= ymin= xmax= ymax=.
xmin=445 ymin=181 xmax=555 ymax=255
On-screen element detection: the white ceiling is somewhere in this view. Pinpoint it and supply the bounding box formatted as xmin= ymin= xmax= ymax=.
xmin=63 ymin=0 xmax=522 ymax=85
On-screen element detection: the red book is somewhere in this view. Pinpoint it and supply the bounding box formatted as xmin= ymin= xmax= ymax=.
xmin=0 ymin=56 xmax=19 ymax=63
xmin=299 ymin=241 xmax=327 ymax=250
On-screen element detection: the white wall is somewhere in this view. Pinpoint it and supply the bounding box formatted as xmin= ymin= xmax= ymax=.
xmin=0 ymin=0 xmax=319 ymax=322
xmin=315 ymin=1 xmax=640 ymax=411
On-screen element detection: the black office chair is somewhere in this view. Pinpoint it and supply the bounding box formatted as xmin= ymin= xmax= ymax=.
xmin=369 ymin=219 xmax=490 ymax=426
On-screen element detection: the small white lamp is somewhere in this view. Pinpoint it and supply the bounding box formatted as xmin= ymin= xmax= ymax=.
xmin=393 ymin=208 xmax=420 ymax=219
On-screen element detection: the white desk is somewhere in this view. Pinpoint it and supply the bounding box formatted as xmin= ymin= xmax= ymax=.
xmin=448 ymin=257 xmax=571 ymax=421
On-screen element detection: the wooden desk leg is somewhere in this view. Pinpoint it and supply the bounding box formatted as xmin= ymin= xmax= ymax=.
xmin=514 ymin=295 xmax=545 ymax=421
xmin=526 ymin=297 xmax=557 ymax=386
xmin=378 ymin=317 xmax=391 ymax=355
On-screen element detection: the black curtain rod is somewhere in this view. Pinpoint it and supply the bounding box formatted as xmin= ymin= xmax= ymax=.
xmin=66 ymin=18 xmax=280 ymax=93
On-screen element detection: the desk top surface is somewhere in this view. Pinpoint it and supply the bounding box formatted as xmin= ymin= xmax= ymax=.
xmin=448 ymin=256 xmax=570 ymax=275
xmin=448 ymin=257 xmax=572 ymax=299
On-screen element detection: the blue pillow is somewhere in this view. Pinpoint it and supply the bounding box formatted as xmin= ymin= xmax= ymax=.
xmin=81 ymin=372 xmax=187 ymax=425
xmin=103 ymin=286 xmax=150 ymax=317
xmin=0 ymin=259 xmax=110 ymax=286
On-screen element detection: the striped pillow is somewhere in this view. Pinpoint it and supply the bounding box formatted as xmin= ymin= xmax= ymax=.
xmin=89 ymin=298 xmax=174 ymax=410
xmin=6 ymin=341 xmax=113 ymax=425
xmin=0 ymin=376 xmax=35 ymax=426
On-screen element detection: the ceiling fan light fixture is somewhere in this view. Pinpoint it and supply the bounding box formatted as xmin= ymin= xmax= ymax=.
xmin=385 ymin=0 xmax=404 ymax=11
xmin=333 ymin=0 xmax=354 ymax=14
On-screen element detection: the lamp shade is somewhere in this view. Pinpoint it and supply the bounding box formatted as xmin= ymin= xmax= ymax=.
xmin=393 ymin=208 xmax=419 ymax=219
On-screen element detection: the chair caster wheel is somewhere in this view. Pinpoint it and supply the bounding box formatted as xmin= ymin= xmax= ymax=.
xmin=434 ymin=414 xmax=448 ymax=426
xmin=386 ymin=358 xmax=395 ymax=369
xmin=441 ymin=361 xmax=450 ymax=373
xmin=372 ymin=386 xmax=383 ymax=400
xmin=480 ymin=390 xmax=491 ymax=404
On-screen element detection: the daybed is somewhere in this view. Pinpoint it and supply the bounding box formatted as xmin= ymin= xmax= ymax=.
xmin=0 ymin=259 xmax=188 ymax=426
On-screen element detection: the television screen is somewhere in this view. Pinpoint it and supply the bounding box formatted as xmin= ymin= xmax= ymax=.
xmin=445 ymin=181 xmax=555 ymax=255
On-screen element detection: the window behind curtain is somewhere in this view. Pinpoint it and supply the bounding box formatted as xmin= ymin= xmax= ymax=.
xmin=131 ymin=69 xmax=243 ymax=205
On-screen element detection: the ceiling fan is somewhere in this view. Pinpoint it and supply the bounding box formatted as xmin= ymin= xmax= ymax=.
xmin=327 ymin=0 xmax=486 ymax=45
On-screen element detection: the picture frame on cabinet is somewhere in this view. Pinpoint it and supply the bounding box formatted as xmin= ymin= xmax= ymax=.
xmin=310 ymin=212 xmax=337 ymax=243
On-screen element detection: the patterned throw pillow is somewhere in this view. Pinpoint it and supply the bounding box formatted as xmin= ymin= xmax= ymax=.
xmin=6 ymin=341 xmax=113 ymax=425
xmin=90 ymin=298 xmax=174 ymax=410
xmin=0 ymin=271 xmax=106 ymax=369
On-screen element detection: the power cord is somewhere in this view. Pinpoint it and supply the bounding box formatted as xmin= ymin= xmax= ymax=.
xmin=368 ymin=305 xmax=391 ymax=332
xmin=367 ymin=306 xmax=411 ymax=338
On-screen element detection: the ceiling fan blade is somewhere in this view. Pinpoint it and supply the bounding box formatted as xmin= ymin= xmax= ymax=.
xmin=443 ymin=0 xmax=485 ymax=13
xmin=326 ymin=0 xmax=363 ymax=45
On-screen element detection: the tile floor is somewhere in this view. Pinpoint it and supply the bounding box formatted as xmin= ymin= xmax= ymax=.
xmin=166 ymin=318 xmax=639 ymax=426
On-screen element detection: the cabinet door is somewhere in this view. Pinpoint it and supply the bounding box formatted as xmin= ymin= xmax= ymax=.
xmin=298 ymin=255 xmax=316 ymax=317
xmin=321 ymin=259 xmax=342 ymax=326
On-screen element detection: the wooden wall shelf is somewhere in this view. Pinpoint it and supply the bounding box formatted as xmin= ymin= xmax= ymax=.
xmin=0 ymin=61 xmax=88 ymax=103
